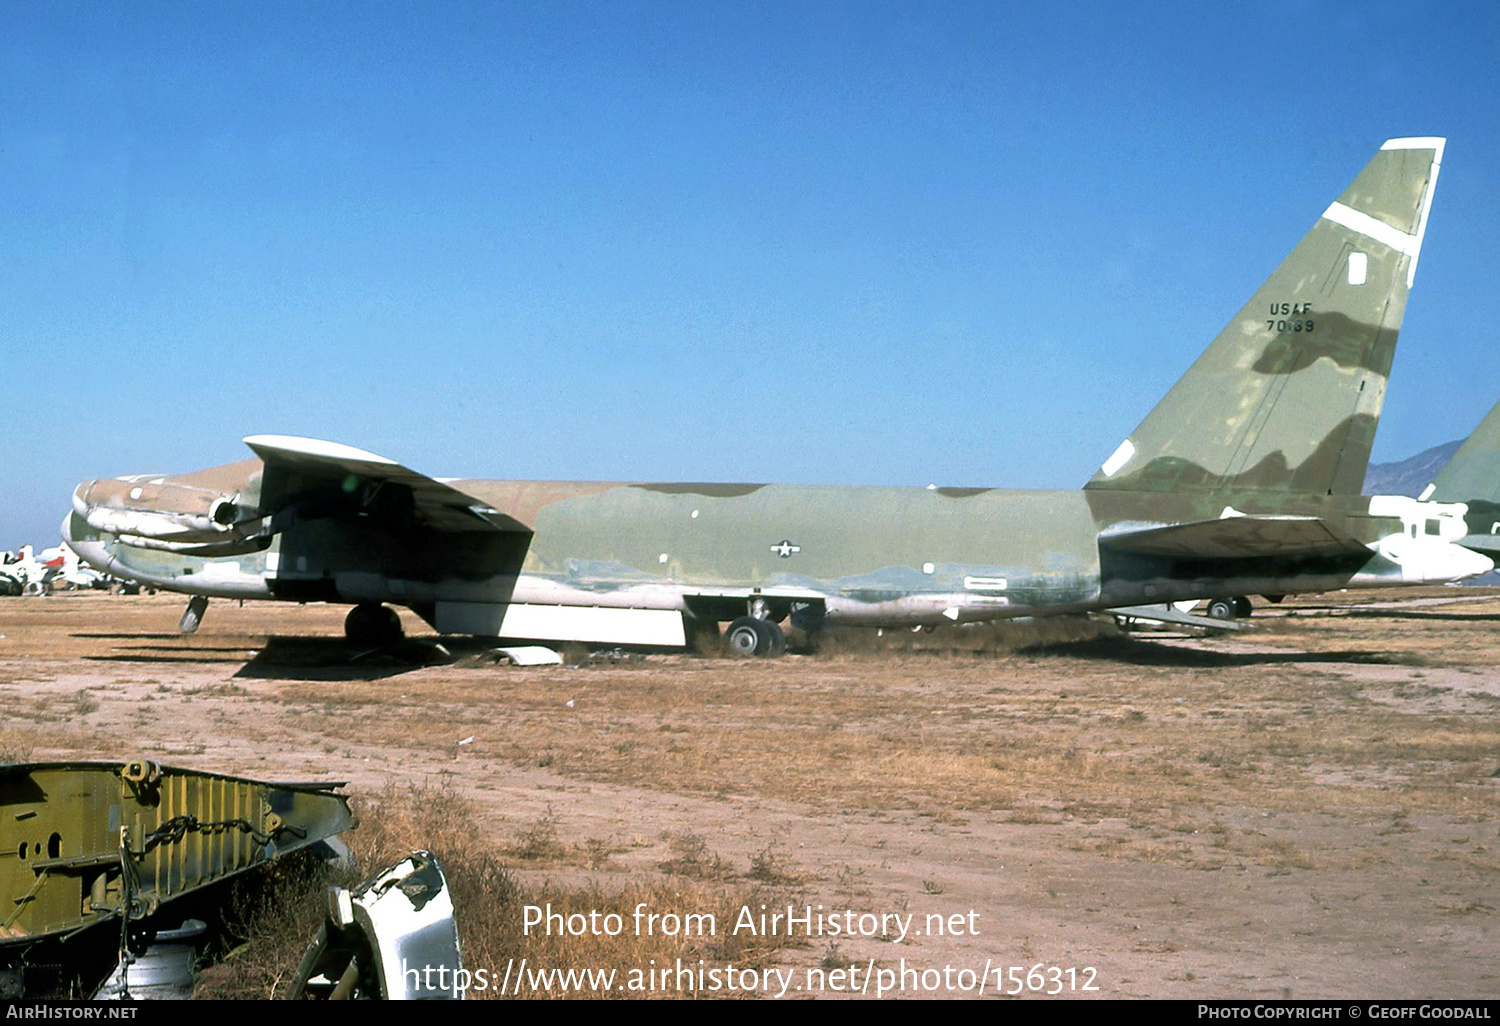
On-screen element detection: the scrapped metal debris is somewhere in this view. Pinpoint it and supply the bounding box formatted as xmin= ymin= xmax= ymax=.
xmin=291 ymin=850 xmax=462 ymax=1000
xmin=493 ymin=645 xmax=562 ymax=666
xmin=94 ymin=919 xmax=206 ymax=1000
xmin=1 ymin=759 xmax=353 ymax=946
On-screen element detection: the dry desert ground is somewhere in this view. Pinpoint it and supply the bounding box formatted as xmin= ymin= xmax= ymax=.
xmin=1 ymin=588 xmax=1497 ymax=999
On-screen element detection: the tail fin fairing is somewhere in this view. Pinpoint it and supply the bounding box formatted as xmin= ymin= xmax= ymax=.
xmin=1087 ymin=138 xmax=1444 ymax=498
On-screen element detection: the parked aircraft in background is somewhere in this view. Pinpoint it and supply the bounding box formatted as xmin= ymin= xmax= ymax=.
xmin=0 ymin=545 xmax=62 ymax=596
xmin=48 ymin=544 xmax=107 ymax=591
xmin=64 ymin=138 xmax=1488 ymax=654
xmin=1422 ymin=397 xmax=1500 ymax=560
xmin=0 ymin=543 xmax=108 ymax=596
xmin=0 ymin=552 xmax=20 ymax=595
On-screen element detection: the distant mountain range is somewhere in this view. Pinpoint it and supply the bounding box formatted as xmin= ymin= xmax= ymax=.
xmin=1362 ymin=440 xmax=1463 ymax=498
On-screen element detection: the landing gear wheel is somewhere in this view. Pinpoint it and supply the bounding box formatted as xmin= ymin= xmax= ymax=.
xmin=766 ymin=622 xmax=787 ymax=656
xmin=345 ymin=603 xmax=404 ymax=647
xmin=1206 ymin=599 xmax=1237 ymax=621
xmin=725 ymin=616 xmax=786 ymax=657
xmin=1232 ymin=596 xmax=1253 ymax=618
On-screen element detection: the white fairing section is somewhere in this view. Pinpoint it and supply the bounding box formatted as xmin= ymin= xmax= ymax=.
xmin=435 ymin=601 xmax=688 ymax=645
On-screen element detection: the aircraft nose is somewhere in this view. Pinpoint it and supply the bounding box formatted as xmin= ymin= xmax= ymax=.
xmin=62 ymin=498 xmax=116 ymax=577
xmin=61 ymin=511 xmax=100 ymax=565
xmin=71 ymin=479 xmax=95 ymax=519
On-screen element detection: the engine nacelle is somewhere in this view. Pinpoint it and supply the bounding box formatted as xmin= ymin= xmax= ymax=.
xmin=73 ymin=478 xmax=262 ymax=542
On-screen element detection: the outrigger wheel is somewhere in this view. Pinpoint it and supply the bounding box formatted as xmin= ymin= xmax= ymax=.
xmin=345 ymin=603 xmax=404 ymax=647
xmin=725 ymin=616 xmax=786 ymax=657
xmin=1206 ymin=596 xmax=1254 ymax=621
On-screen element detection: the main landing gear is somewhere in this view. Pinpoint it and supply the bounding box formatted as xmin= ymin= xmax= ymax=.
xmin=724 ymin=597 xmax=787 ymax=657
xmin=725 ymin=616 xmax=786 ymax=657
xmin=345 ymin=603 xmax=404 ymax=647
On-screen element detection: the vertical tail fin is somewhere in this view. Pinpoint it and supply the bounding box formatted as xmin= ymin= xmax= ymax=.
xmin=1428 ymin=398 xmax=1500 ymax=505
xmin=1087 ymin=138 xmax=1444 ymax=497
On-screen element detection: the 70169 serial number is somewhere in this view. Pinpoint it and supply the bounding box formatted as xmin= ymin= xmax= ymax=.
xmin=1266 ymin=302 xmax=1314 ymax=333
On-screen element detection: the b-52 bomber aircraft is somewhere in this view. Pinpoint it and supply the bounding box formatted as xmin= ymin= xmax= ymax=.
xmin=64 ymin=137 xmax=1491 ymax=655
xmin=1418 ymin=396 xmax=1500 ymax=561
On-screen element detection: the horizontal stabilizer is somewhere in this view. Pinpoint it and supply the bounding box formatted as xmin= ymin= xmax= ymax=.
xmin=1454 ymin=534 xmax=1500 ymax=558
xmin=244 ymin=435 xmax=531 ymax=534
xmin=1100 ymin=515 xmax=1367 ymax=560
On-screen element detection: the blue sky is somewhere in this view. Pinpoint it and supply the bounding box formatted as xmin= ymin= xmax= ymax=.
xmin=4 ymin=1 xmax=1499 ymax=546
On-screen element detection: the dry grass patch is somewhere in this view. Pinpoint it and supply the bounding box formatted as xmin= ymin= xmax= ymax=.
xmin=7 ymin=590 xmax=1500 ymax=911
xmin=807 ymin=616 xmax=1120 ymax=660
xmin=196 ymin=781 xmax=804 ymax=999
xmin=238 ymin=605 xmax=1500 ymax=831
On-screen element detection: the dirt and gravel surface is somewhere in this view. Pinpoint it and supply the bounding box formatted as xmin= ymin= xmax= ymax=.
xmin=2 ymin=589 xmax=1497 ymax=1000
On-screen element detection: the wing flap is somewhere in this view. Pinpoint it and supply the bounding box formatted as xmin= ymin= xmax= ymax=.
xmin=1099 ymin=515 xmax=1367 ymax=560
xmin=244 ymin=435 xmax=530 ymax=534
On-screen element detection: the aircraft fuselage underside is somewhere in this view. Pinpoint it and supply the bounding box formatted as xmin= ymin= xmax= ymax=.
xmin=64 ymin=481 xmax=1490 ymax=647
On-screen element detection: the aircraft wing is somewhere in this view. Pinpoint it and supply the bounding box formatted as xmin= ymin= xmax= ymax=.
xmin=245 ymin=435 xmax=530 ymax=535
xmin=1099 ymin=515 xmax=1368 ymax=560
